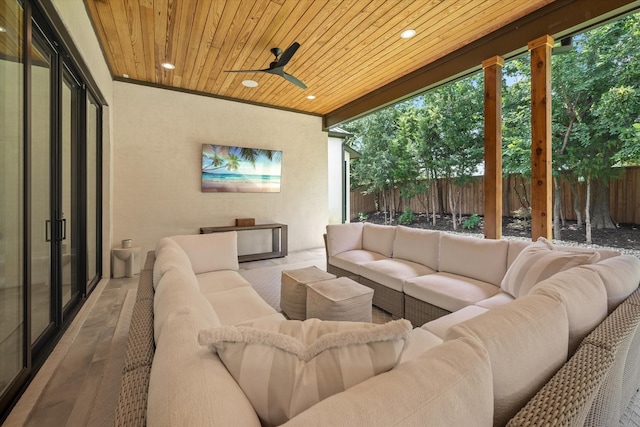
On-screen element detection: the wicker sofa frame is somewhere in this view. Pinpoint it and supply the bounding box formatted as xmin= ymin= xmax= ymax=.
xmin=114 ymin=252 xmax=155 ymax=426
xmin=115 ymin=250 xmax=640 ymax=426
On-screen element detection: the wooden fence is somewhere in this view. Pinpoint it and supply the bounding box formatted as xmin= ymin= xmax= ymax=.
xmin=350 ymin=166 xmax=640 ymax=224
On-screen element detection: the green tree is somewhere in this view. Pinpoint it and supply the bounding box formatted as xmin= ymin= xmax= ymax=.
xmin=551 ymin=14 xmax=640 ymax=231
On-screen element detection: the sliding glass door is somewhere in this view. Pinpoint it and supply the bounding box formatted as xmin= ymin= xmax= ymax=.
xmin=0 ymin=0 xmax=103 ymax=416
xmin=0 ymin=0 xmax=26 ymax=399
xmin=60 ymin=71 xmax=80 ymax=313
xmin=30 ymin=28 xmax=54 ymax=345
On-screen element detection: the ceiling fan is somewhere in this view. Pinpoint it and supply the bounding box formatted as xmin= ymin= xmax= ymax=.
xmin=225 ymin=42 xmax=307 ymax=89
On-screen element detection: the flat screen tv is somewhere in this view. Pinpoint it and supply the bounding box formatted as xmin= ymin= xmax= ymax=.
xmin=201 ymin=144 xmax=282 ymax=193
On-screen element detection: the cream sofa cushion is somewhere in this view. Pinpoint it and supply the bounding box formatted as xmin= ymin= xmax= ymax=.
xmin=281 ymin=336 xmax=493 ymax=427
xmin=392 ymin=226 xmax=440 ymax=270
xmin=530 ymin=267 xmax=608 ymax=355
xmin=359 ymin=259 xmax=435 ymax=292
xmin=147 ymin=309 xmax=261 ymax=427
xmin=446 ymin=293 xmax=569 ymax=427
xmin=363 ymin=223 xmax=396 ymax=257
xmin=501 ymin=238 xmax=598 ymax=298
xmin=404 ymin=273 xmax=500 ymax=312
xmin=153 ymin=269 xmax=220 ymax=343
xmin=439 ymin=233 xmax=509 ymax=286
xmin=475 ymin=291 xmax=515 ymax=309
xmin=326 ymin=223 xmax=363 ymax=256
xmin=583 ymin=255 xmax=640 ymax=313
xmin=203 ymin=286 xmax=277 ymax=326
xmin=152 ymin=242 xmax=192 ymax=289
xmin=422 ymin=305 xmax=489 ymax=339
xmin=398 ymin=328 xmax=443 ymax=365
xmin=199 ymin=318 xmax=411 ymax=426
xmin=507 ymin=239 xmax=530 ymax=269
xmin=171 ymin=232 xmax=239 ymax=274
xmin=197 ymin=270 xmax=252 ymax=294
xmin=329 ymin=250 xmax=387 ymax=275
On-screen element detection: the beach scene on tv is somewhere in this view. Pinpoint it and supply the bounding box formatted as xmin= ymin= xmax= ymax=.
xmin=201 ymin=144 xmax=282 ymax=193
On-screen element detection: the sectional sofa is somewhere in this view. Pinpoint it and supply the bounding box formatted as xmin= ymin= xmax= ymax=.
xmin=325 ymin=223 xmax=625 ymax=324
xmin=115 ymin=228 xmax=640 ymax=426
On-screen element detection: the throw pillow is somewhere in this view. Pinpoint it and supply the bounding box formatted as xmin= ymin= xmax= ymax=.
xmin=198 ymin=318 xmax=412 ymax=427
xmin=501 ymin=237 xmax=600 ymax=298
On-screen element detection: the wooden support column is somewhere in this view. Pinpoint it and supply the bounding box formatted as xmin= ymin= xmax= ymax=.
xmin=528 ymin=35 xmax=554 ymax=242
xmin=482 ymin=56 xmax=504 ymax=240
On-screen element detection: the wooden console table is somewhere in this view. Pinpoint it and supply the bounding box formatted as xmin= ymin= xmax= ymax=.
xmin=199 ymin=223 xmax=288 ymax=263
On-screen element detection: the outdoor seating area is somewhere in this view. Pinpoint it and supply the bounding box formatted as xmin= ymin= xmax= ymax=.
xmin=112 ymin=227 xmax=640 ymax=426
xmin=5 ymin=1 xmax=640 ymax=425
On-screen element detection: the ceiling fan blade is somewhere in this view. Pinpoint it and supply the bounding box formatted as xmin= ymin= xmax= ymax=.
xmin=283 ymin=72 xmax=307 ymax=89
xmin=224 ymin=68 xmax=270 ymax=73
xmin=276 ymin=42 xmax=300 ymax=68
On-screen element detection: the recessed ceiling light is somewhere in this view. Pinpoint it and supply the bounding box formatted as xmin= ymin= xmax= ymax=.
xmin=161 ymin=62 xmax=175 ymax=70
xmin=401 ymin=29 xmax=416 ymax=39
xmin=242 ymin=79 xmax=258 ymax=88
xmin=0 ymin=26 xmax=7 ymax=33
xmin=306 ymin=95 xmax=316 ymax=100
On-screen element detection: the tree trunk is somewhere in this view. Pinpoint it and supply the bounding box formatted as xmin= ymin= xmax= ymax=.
xmin=431 ymin=182 xmax=436 ymax=226
xmin=382 ymin=190 xmax=388 ymax=224
xmin=568 ymin=180 xmax=583 ymax=227
xmin=513 ymin=174 xmax=530 ymax=211
xmin=553 ymin=176 xmax=562 ymax=240
xmin=437 ymin=179 xmax=445 ymax=216
xmin=448 ymin=183 xmax=457 ymax=230
xmin=585 ymin=176 xmax=592 ymax=244
xmin=590 ymin=178 xmax=617 ymax=229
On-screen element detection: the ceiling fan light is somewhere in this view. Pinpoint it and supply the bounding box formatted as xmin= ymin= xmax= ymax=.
xmin=161 ymin=62 xmax=175 ymax=70
xmin=401 ymin=29 xmax=416 ymax=39
xmin=242 ymin=79 xmax=259 ymax=88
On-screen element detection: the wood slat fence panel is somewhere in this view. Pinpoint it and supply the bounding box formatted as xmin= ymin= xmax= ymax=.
xmin=350 ymin=166 xmax=640 ymax=225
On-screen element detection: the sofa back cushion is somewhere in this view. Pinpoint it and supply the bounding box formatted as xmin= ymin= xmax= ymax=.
xmin=153 ymin=240 xmax=193 ymax=289
xmin=153 ymin=268 xmax=220 ymax=343
xmin=582 ymin=255 xmax=640 ymax=313
xmin=171 ymin=232 xmax=239 ymax=274
xmin=439 ymin=233 xmax=508 ymax=286
xmin=281 ymin=336 xmax=493 ymax=427
xmin=362 ymin=223 xmax=396 ymax=257
xmin=530 ymin=267 xmax=608 ymax=356
xmin=507 ymin=240 xmax=530 ymax=269
xmin=326 ymin=223 xmax=363 ymax=257
xmin=446 ymin=293 xmax=569 ymax=427
xmin=392 ymin=226 xmax=440 ymax=270
xmin=148 ymin=309 xmax=262 ymax=427
xmin=501 ymin=238 xmax=599 ymax=298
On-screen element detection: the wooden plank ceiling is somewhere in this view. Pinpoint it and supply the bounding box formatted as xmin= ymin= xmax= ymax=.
xmin=84 ymin=0 xmax=555 ymax=117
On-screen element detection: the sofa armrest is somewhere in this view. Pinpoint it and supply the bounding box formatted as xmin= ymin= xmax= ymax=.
xmin=115 ymin=251 xmax=156 ymax=427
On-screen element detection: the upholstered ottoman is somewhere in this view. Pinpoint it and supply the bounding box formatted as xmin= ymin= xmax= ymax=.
xmin=281 ymin=266 xmax=336 ymax=320
xmin=306 ymin=277 xmax=374 ymax=322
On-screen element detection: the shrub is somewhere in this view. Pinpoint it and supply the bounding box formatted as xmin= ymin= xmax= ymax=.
xmin=398 ymin=208 xmax=415 ymax=225
xmin=462 ymin=213 xmax=483 ymax=230
xmin=358 ymin=212 xmax=369 ymax=222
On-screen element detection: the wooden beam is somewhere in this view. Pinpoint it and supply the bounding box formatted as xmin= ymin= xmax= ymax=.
xmin=482 ymin=56 xmax=504 ymax=240
xmin=529 ymin=35 xmax=554 ymax=242
xmin=323 ymin=0 xmax=640 ymax=129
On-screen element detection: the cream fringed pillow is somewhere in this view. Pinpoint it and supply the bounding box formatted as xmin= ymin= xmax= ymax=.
xmin=198 ymin=318 xmax=412 ymax=427
xmin=501 ymin=237 xmax=600 ymax=298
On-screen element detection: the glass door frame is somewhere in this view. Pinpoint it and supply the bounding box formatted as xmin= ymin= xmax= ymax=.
xmin=1 ymin=0 xmax=104 ymax=418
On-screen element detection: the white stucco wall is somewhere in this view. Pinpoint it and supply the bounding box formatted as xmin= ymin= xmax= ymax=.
xmin=112 ymin=82 xmax=329 ymax=257
xmin=328 ymin=136 xmax=344 ymax=224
